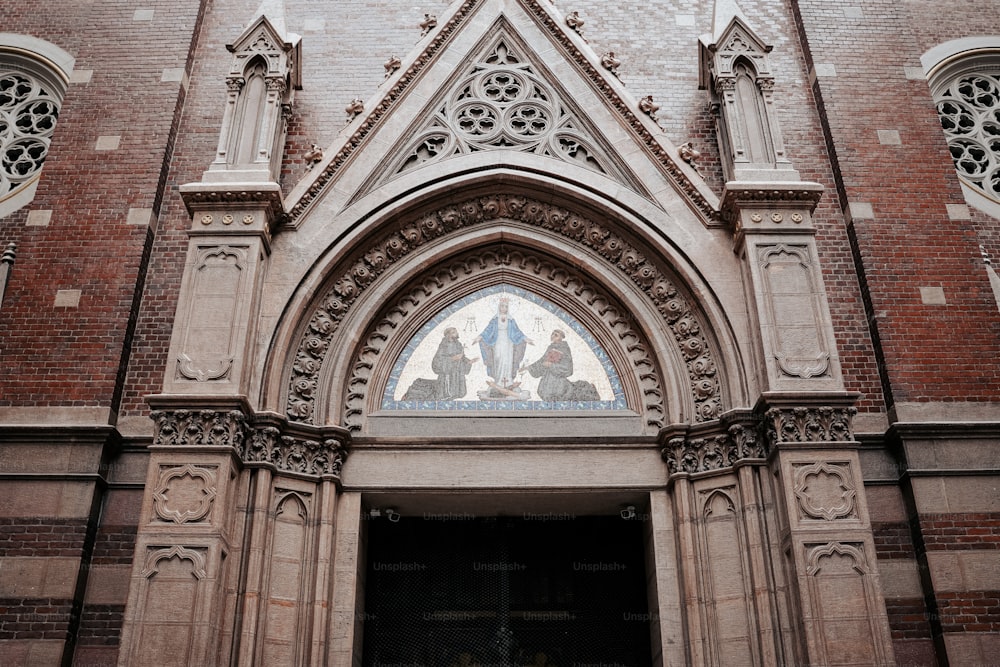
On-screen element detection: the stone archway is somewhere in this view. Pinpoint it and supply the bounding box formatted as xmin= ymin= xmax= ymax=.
xmin=280 ymin=191 xmax=736 ymax=432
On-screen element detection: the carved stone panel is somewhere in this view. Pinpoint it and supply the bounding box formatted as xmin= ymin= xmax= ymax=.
xmin=174 ymin=246 xmax=248 ymax=383
xmin=699 ymin=488 xmax=756 ymax=664
xmin=128 ymin=546 xmax=208 ymax=667
xmin=758 ymin=244 xmax=830 ymax=379
xmin=802 ymin=542 xmax=892 ymax=665
xmin=792 ymin=462 xmax=857 ymax=521
xmin=152 ymin=464 xmax=218 ymax=524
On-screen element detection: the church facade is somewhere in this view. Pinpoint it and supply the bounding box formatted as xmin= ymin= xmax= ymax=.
xmin=1 ymin=0 xmax=998 ymax=665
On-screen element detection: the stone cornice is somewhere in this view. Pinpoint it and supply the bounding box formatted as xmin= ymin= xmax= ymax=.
xmin=179 ymin=182 xmax=286 ymax=222
xmin=721 ymin=181 xmax=824 ymax=224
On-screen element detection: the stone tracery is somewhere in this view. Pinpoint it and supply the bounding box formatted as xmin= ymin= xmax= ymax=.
xmin=0 ymin=70 xmax=59 ymax=197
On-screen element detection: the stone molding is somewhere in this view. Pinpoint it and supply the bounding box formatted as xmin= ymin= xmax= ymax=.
xmin=150 ymin=407 xmax=350 ymax=481
xmin=720 ymin=182 xmax=824 ymax=226
xmin=285 ymin=193 xmax=723 ymax=426
xmin=140 ymin=545 xmax=208 ymax=580
xmin=152 ymin=464 xmax=219 ymax=524
xmin=792 ymin=461 xmax=857 ymax=521
xmin=286 ymin=0 xmax=716 ymax=224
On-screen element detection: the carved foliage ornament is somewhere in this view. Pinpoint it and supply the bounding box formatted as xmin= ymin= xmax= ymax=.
xmin=662 ymin=421 xmax=765 ymax=475
xmin=150 ymin=409 xmax=348 ymax=480
xmin=286 ymin=193 xmax=722 ymax=425
xmin=342 ymin=248 xmax=665 ymax=431
xmin=763 ymin=406 xmax=856 ymax=448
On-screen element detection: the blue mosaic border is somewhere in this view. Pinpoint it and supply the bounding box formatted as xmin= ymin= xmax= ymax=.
xmin=382 ymin=284 xmax=627 ymax=411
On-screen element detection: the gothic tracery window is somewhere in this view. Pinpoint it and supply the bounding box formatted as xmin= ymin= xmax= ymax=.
xmin=0 ymin=68 xmax=59 ymax=201
xmin=935 ymin=69 xmax=1000 ymax=201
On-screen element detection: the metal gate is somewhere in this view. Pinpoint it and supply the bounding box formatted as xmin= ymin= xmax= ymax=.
xmin=362 ymin=515 xmax=652 ymax=666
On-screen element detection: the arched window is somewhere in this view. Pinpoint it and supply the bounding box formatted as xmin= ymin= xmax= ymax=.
xmin=925 ymin=37 xmax=1000 ymax=217
xmin=0 ymin=34 xmax=71 ymax=218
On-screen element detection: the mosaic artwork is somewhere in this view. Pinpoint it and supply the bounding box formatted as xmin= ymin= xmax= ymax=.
xmin=382 ymin=285 xmax=626 ymax=410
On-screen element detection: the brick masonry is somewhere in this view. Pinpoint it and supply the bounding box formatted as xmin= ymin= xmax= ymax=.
xmin=1 ymin=0 xmax=999 ymax=665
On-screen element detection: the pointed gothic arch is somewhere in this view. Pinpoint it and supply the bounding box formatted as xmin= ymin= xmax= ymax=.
xmin=263 ymin=168 xmax=748 ymax=435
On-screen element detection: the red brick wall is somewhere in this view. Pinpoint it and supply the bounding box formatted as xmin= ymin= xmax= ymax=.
xmin=0 ymin=0 xmax=207 ymax=408
xmin=791 ymin=0 xmax=1000 ymax=406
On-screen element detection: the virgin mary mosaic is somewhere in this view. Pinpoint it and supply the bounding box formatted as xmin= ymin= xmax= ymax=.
xmin=382 ymin=286 xmax=626 ymax=410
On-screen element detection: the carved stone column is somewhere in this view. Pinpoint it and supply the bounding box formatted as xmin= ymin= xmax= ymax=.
xmin=118 ymin=401 xmax=350 ymax=666
xmin=661 ymin=411 xmax=794 ymax=665
xmin=759 ymin=395 xmax=895 ymax=665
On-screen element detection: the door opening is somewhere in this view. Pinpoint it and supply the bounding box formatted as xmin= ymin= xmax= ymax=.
xmin=362 ymin=515 xmax=652 ymax=666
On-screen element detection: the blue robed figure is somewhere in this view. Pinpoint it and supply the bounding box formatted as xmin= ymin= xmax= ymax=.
xmin=473 ymin=298 xmax=530 ymax=387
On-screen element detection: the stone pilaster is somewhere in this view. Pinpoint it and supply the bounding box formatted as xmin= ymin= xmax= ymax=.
xmin=760 ymin=393 xmax=895 ymax=666
xmin=118 ymin=399 xmax=350 ymax=666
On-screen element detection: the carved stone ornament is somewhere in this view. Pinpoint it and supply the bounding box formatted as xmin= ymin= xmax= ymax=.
xmin=150 ymin=409 xmax=350 ymax=480
xmin=565 ymin=11 xmax=584 ymax=33
xmin=793 ymin=462 xmax=857 ymax=521
xmin=244 ymin=427 xmax=348 ymax=477
xmin=287 ymin=0 xmax=717 ymax=225
xmin=763 ymin=406 xmax=856 ymax=448
xmin=661 ymin=419 xmax=766 ymax=475
xmin=805 ymin=541 xmax=868 ymax=576
xmin=141 ymin=545 xmax=208 ymax=580
xmin=361 ymin=34 xmax=645 ymax=196
xmin=419 ymin=13 xmax=438 ymax=36
xmin=152 ymin=464 xmax=218 ymax=524
xmin=285 ymin=193 xmax=723 ymax=426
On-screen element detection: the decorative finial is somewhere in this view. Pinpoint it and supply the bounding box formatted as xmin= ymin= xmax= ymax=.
xmin=601 ymin=51 xmax=621 ymax=77
xmin=678 ymin=141 xmax=703 ymax=174
xmin=566 ymin=11 xmax=584 ymax=32
xmin=303 ymin=144 xmax=323 ymax=165
xmin=345 ymin=98 xmax=364 ymax=119
xmin=419 ymin=13 xmax=437 ymax=36
xmin=384 ymin=55 xmax=401 ymax=78
xmin=639 ymin=94 xmax=659 ymax=121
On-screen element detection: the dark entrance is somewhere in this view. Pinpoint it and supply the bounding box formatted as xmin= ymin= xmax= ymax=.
xmin=362 ymin=515 xmax=652 ymax=666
